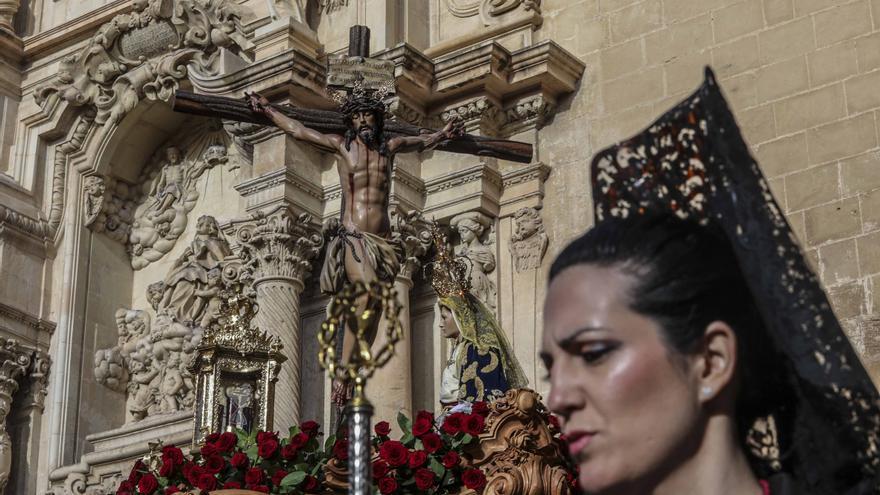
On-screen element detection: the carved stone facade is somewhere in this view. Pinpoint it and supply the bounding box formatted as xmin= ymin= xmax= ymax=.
xmin=93 ymin=216 xmax=240 ymax=423
xmin=509 ymin=207 xmax=548 ymax=273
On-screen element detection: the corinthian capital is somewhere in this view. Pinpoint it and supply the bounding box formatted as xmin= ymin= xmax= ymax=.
xmin=232 ymin=206 xmax=324 ymax=284
xmin=0 ymin=339 xmax=31 ymax=418
xmin=390 ymin=209 xmax=435 ymax=281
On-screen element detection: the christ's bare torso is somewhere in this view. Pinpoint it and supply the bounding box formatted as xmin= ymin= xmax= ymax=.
xmin=337 ymin=138 xmax=391 ymax=236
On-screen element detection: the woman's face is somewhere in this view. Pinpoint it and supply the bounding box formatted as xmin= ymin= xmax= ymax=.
xmin=439 ymin=305 xmax=460 ymax=339
xmin=541 ymin=264 xmax=703 ymax=494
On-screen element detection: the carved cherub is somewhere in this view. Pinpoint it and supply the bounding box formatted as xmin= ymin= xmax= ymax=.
xmin=193 ymin=268 xmax=224 ymax=329
xmin=148 ymin=146 xmax=187 ymax=219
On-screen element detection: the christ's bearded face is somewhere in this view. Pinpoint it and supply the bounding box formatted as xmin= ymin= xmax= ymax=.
xmin=351 ymin=110 xmax=380 ymax=148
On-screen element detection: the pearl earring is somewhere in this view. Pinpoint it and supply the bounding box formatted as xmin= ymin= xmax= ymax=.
xmin=701 ymin=386 xmax=713 ymax=398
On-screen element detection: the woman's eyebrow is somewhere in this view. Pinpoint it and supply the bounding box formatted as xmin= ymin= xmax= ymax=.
xmin=557 ymin=326 xmax=610 ymax=348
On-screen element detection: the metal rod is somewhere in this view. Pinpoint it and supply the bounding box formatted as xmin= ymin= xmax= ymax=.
xmin=346 ymin=397 xmax=373 ymax=495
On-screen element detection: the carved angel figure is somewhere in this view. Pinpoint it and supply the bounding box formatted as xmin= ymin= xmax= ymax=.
xmin=452 ymin=212 xmax=497 ymax=312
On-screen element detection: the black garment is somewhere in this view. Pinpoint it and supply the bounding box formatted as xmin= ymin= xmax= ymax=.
xmin=589 ymin=67 xmax=880 ymax=494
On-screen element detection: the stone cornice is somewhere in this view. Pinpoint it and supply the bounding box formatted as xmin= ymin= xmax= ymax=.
xmin=424 ymin=163 xmax=503 ymax=195
xmin=502 ymin=161 xmax=551 ymax=189
xmin=0 ymin=300 xmax=55 ymax=339
xmin=234 ymin=167 xmax=324 ymax=202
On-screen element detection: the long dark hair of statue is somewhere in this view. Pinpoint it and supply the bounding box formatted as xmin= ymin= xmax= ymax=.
xmin=549 ymin=213 xmax=794 ymax=480
xmin=343 ymin=109 xmax=389 ymax=156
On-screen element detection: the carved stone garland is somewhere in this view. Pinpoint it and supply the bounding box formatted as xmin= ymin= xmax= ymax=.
xmin=34 ymin=0 xmax=251 ymax=127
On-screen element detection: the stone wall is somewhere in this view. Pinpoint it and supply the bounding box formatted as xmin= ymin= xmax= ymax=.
xmin=535 ymin=0 xmax=880 ymax=382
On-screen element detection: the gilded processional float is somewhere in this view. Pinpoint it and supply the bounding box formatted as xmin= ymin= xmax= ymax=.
xmin=99 ymin=22 xmax=577 ymax=495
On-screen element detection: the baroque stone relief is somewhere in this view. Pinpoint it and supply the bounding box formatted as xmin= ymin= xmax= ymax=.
xmin=451 ymin=211 xmax=497 ymax=312
xmin=508 ymin=206 xmax=548 ymax=272
xmin=85 ymin=119 xmax=239 ymax=269
xmin=33 ymin=0 xmax=251 ymax=126
xmin=93 ymin=215 xmax=249 ymax=423
xmin=446 ymin=0 xmax=541 ymax=25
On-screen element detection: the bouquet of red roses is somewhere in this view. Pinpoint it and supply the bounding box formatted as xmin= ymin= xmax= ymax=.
xmin=117 ymin=420 xmax=332 ymax=495
xmin=366 ymin=401 xmax=492 ymax=495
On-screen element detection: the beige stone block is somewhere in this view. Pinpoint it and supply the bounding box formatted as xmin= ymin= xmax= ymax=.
xmin=589 ymin=104 xmax=655 ymax=150
xmin=714 ymin=0 xmax=764 ymax=43
xmin=712 ymin=35 xmax=760 ymax=79
xmin=785 ymin=162 xmax=840 ymax=211
xmin=874 ymin=0 xmax=880 ymax=28
xmin=819 ymin=238 xmax=860 ymax=284
xmin=807 ymin=41 xmax=859 ymax=87
xmin=807 ymin=113 xmax=878 ymax=165
xmin=805 ymin=247 xmax=821 ymax=273
xmin=858 ymin=231 xmax=880 ymax=274
xmin=756 ymin=56 xmax=809 ymax=103
xmin=721 ymin=72 xmax=758 ymax=109
xmin=598 ymin=0 xmax=639 ymax=12
xmin=663 ymin=0 xmax=717 ymax=23
xmin=601 ymin=38 xmax=644 ymax=80
xmin=842 ymin=151 xmax=880 ymax=196
xmin=758 ymin=16 xmax=815 ymax=64
xmin=794 ymin=0 xmax=841 ymax=16
xmin=863 ymin=188 xmax=880 ymax=232
xmin=856 ymin=32 xmax=880 ymax=72
xmin=872 ymin=275 xmax=880 ymax=313
xmin=804 ymin=197 xmax=862 ymax=245
xmin=790 ymin=211 xmax=808 ymax=244
xmin=755 ymin=132 xmax=809 ymax=177
xmin=829 ymin=282 xmax=866 ymax=319
xmin=813 ymin=1 xmax=872 ymax=48
xmin=768 ymin=177 xmax=787 ymax=209
xmin=601 ymin=67 xmax=664 ymax=113
xmin=737 ymin=103 xmax=776 ymax=144
xmin=644 ymin=15 xmax=713 ymax=62
xmin=845 ymin=70 xmax=880 ymax=114
xmin=576 ymin=16 xmax=610 ymax=55
xmin=763 ymin=0 xmax=793 ymax=25
xmin=774 ymin=83 xmax=846 ymax=134
xmin=665 ymin=51 xmax=713 ymax=95
xmin=609 ymin=0 xmax=662 ymax=42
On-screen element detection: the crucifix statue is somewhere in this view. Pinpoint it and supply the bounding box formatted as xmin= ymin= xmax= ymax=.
xmin=172 ymin=26 xmax=533 ymax=407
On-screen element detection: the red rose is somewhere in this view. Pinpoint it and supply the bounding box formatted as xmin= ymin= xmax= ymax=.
xmin=223 ymin=481 xmax=242 ymax=489
xmin=271 ymin=469 xmax=288 ymax=486
xmin=158 ymin=458 xmax=174 ymax=477
xmin=137 ymin=473 xmax=158 ymax=494
xmin=117 ymin=480 xmax=135 ymax=495
xmin=408 ymin=450 xmax=428 ymax=468
xmin=472 ymin=401 xmax=489 ymax=416
xmin=421 ymin=432 xmax=442 ymax=453
xmin=181 ymin=462 xmax=197 ymax=483
xmin=258 ymin=437 xmax=279 ymax=459
xmin=333 ymin=439 xmax=349 ymax=460
xmin=442 ymin=413 xmax=466 ymax=434
xmin=302 ymin=475 xmax=319 ymax=492
xmin=216 ymin=431 xmax=237 ymax=452
xmin=338 ymin=426 xmax=349 ymax=439
xmin=412 ymin=416 xmax=433 ymax=437
xmin=416 ymin=410 xmax=434 ymax=424
xmin=128 ymin=460 xmax=145 ymax=482
xmin=205 ymin=432 xmax=220 ymax=443
xmin=414 ymin=468 xmax=436 ymax=490
xmin=377 ymin=476 xmax=398 ymax=495
xmin=245 ymin=467 xmax=265 ymax=485
xmin=256 ymin=431 xmax=277 ymax=444
xmin=164 ymin=487 xmax=181 ymax=495
xmin=281 ymin=443 xmax=299 ymax=460
xmin=301 ymin=420 xmax=320 ymax=436
xmin=200 ymin=442 xmax=219 ymax=458
xmin=162 ymin=446 xmax=184 ymax=465
xmin=374 ymin=421 xmax=391 ymax=436
xmin=195 ymin=473 xmax=217 ymax=492
xmin=230 ymin=451 xmax=248 ymax=468
xmin=548 ymin=414 xmax=560 ymax=430
xmin=247 ymin=485 xmax=270 ymax=493
xmin=462 ymin=468 xmax=487 ymax=490
xmin=378 ymin=440 xmax=408 ymax=467
xmin=372 ymin=459 xmax=389 ymax=479
xmin=203 ymin=455 xmax=226 ymax=474
xmin=442 ymin=450 xmax=460 ymax=468
xmin=464 ymin=414 xmax=485 ymax=435
xmin=289 ymin=432 xmax=309 ymax=449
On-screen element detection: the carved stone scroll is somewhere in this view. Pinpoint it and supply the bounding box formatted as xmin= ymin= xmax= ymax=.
xmin=34 ymin=0 xmax=251 ymax=126
xmin=509 ymin=207 xmax=548 ymax=272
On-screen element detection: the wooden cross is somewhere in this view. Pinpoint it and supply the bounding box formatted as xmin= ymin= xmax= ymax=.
xmin=171 ymin=26 xmax=533 ymax=164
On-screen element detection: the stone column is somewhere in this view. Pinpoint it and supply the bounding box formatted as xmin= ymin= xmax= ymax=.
xmin=368 ymin=210 xmax=432 ymax=427
xmin=232 ymin=207 xmax=323 ymax=433
xmin=0 ymin=338 xmax=34 ymax=494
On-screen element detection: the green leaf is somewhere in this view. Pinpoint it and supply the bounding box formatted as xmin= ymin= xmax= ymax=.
xmin=235 ymin=428 xmax=249 ymax=445
xmin=246 ymin=444 xmax=259 ymax=462
xmin=288 ymin=425 xmax=301 ymax=438
xmin=397 ymin=411 xmax=412 ymax=433
xmin=429 ymin=457 xmax=446 ymax=478
xmin=460 ymin=433 xmax=473 ymax=444
xmin=280 ymin=471 xmax=307 ymax=487
xmin=324 ymin=434 xmax=337 ymax=452
xmin=400 ymin=432 xmax=414 ymax=446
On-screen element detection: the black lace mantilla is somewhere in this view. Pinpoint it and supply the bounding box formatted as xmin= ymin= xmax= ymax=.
xmin=590 ymin=67 xmax=880 ymax=495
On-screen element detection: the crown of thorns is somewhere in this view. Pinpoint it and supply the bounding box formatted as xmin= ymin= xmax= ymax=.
xmin=330 ymin=77 xmax=394 ymax=117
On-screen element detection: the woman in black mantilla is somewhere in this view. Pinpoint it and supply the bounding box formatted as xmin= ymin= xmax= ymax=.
xmin=540 ymin=68 xmax=880 ymax=495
